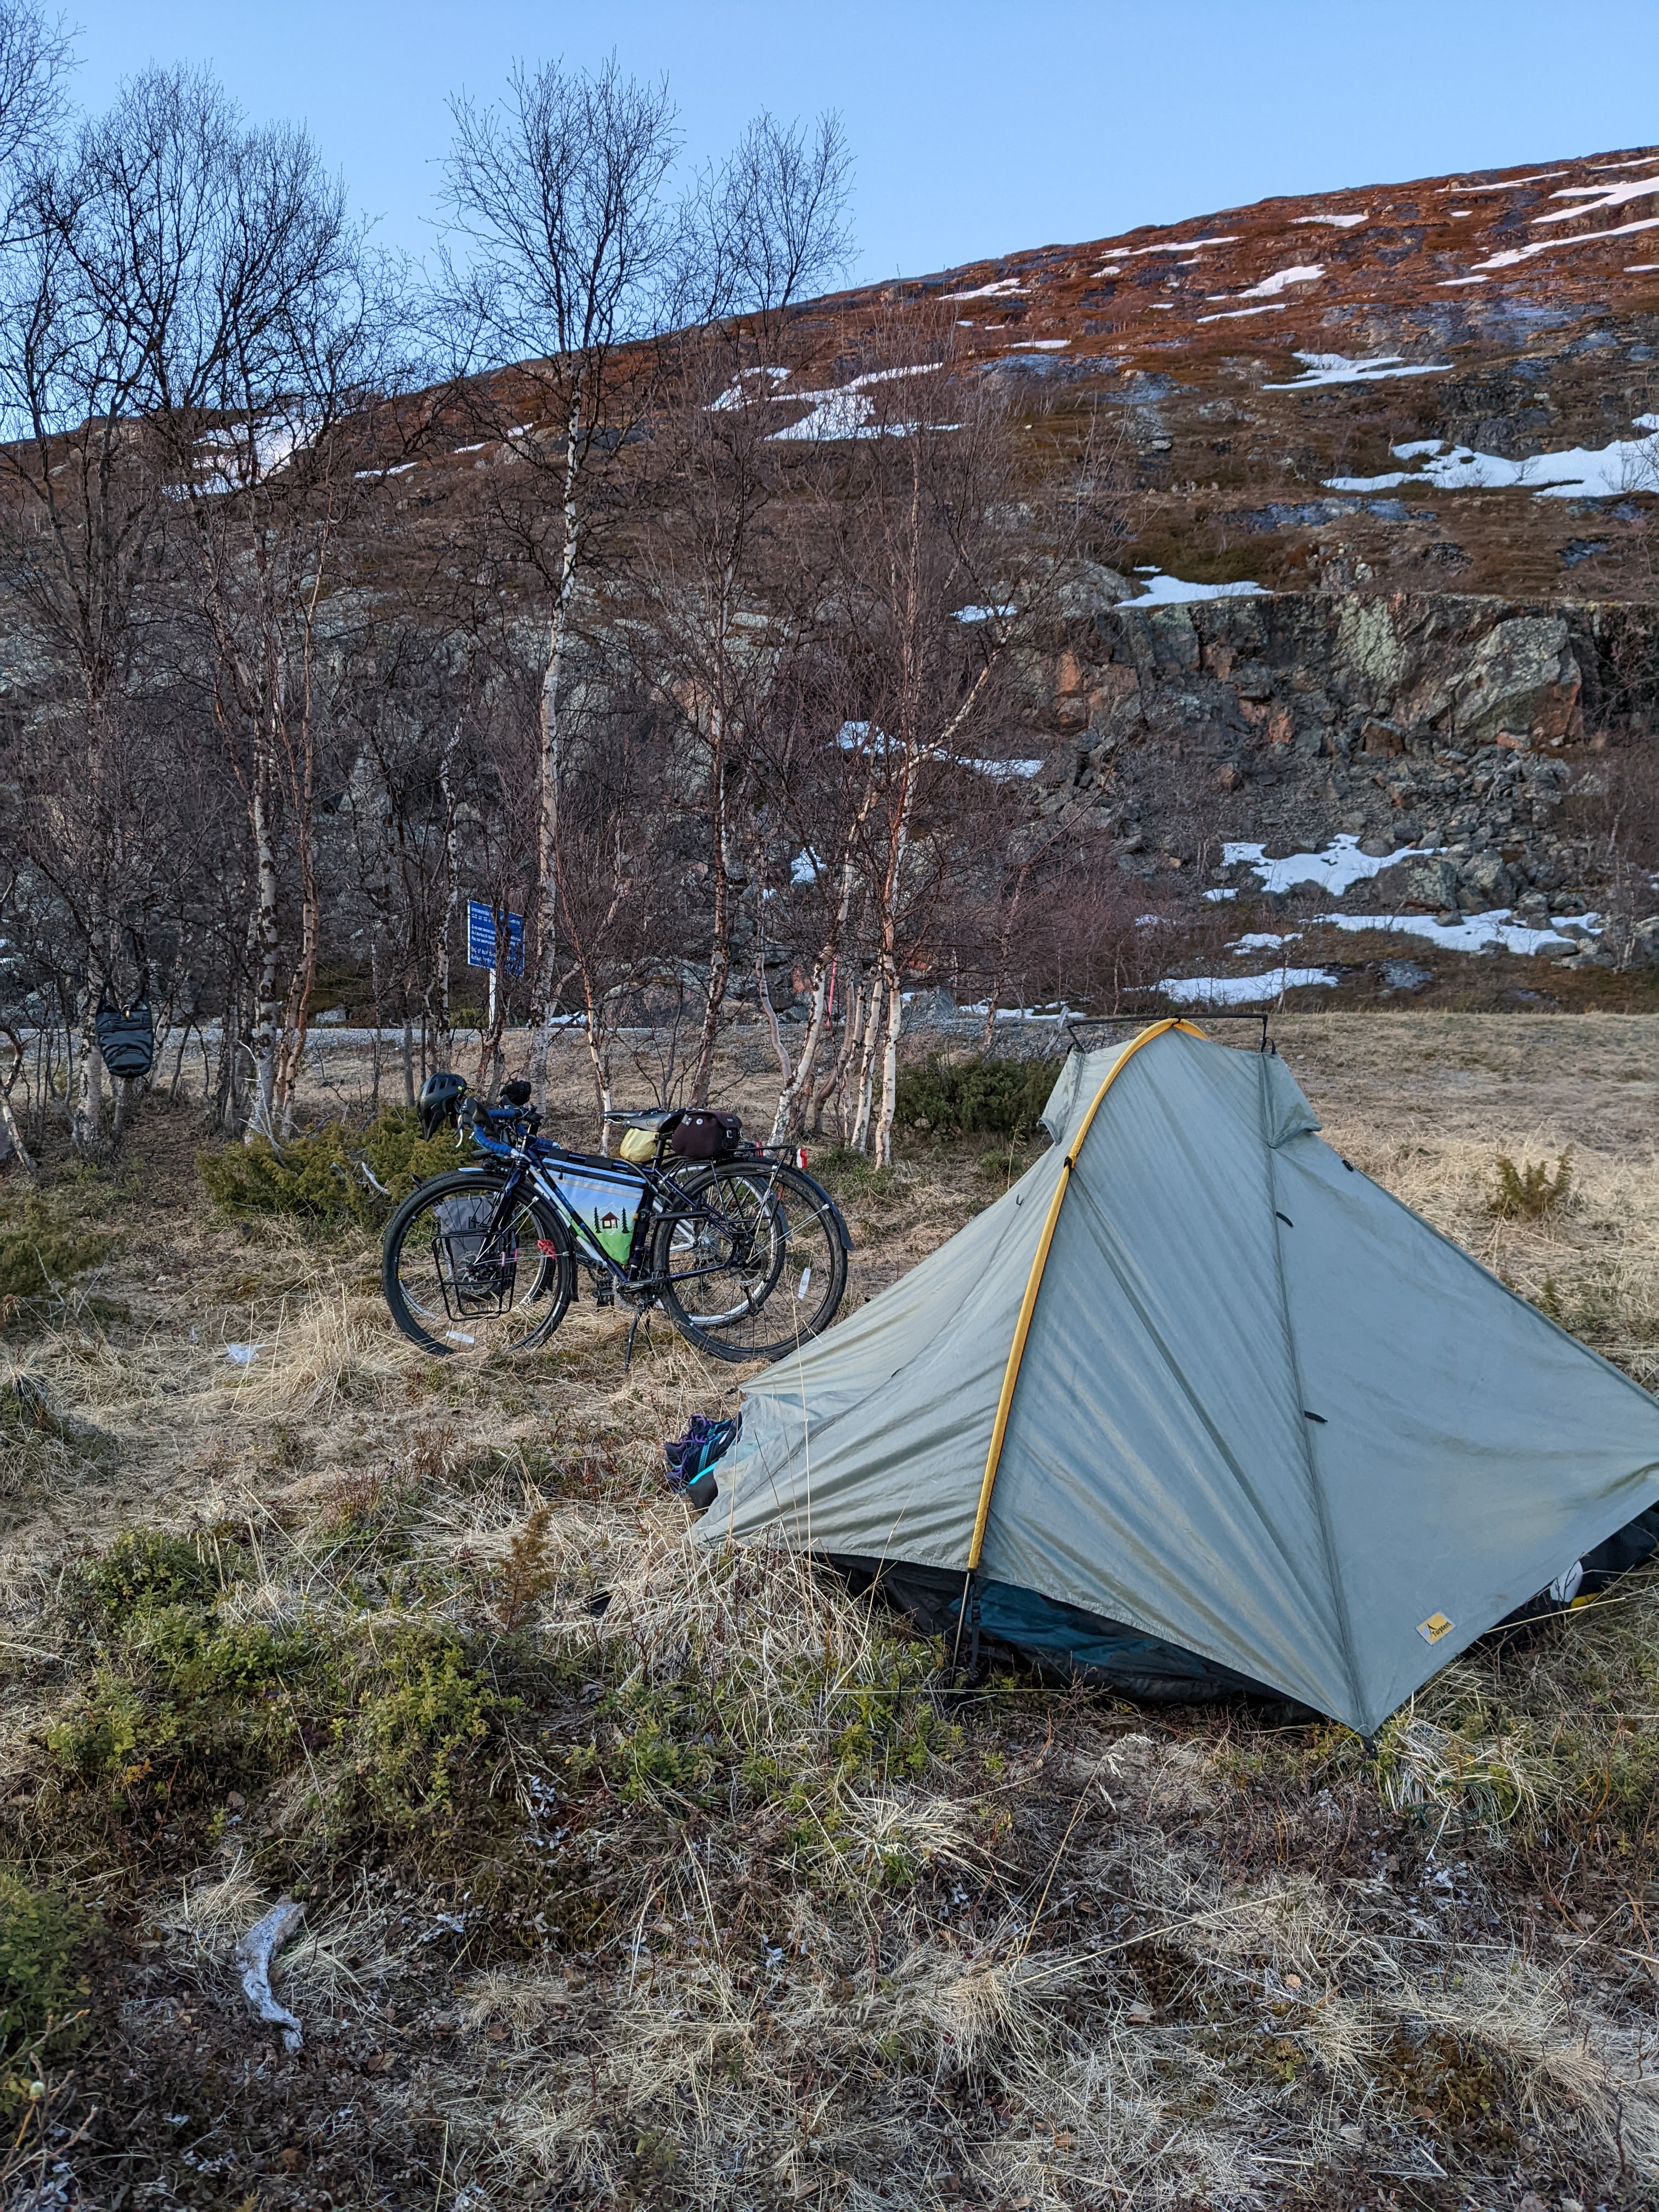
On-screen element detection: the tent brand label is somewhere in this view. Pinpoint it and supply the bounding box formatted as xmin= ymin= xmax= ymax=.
xmin=1417 ymin=1611 xmax=1455 ymax=1645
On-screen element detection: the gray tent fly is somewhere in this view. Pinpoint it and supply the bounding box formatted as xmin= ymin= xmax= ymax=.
xmin=697 ymin=1020 xmax=1659 ymax=1734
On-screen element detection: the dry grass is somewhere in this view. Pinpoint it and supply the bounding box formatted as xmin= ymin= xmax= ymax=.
xmin=2 ymin=1017 xmax=1659 ymax=2207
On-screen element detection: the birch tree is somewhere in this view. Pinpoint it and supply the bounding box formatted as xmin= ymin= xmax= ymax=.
xmin=638 ymin=113 xmax=850 ymax=1102
xmin=441 ymin=58 xmax=687 ymax=1109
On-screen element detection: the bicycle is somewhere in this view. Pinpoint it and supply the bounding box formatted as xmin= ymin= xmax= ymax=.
xmin=380 ymin=1076 xmax=850 ymax=1365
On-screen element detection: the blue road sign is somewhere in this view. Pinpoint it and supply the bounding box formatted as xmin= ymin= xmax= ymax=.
xmin=466 ymin=900 xmax=524 ymax=975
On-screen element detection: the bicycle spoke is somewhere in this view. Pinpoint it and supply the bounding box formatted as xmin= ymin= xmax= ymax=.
xmin=388 ymin=1182 xmax=563 ymax=1357
xmin=657 ymin=1164 xmax=845 ymax=1361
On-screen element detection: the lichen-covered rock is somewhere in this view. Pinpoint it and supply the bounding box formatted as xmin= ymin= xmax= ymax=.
xmin=1450 ymin=617 xmax=1582 ymax=748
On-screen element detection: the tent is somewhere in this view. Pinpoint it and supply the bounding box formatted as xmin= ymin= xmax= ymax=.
xmin=698 ymin=1020 xmax=1659 ymax=1734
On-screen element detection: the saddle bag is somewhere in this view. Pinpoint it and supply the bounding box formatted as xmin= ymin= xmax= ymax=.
xmin=669 ymin=1110 xmax=742 ymax=1161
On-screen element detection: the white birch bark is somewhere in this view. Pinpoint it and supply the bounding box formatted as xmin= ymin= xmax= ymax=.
xmin=529 ymin=397 xmax=584 ymax=1114
xmin=70 ymin=988 xmax=104 ymax=1152
xmin=245 ymin=754 xmax=281 ymax=1144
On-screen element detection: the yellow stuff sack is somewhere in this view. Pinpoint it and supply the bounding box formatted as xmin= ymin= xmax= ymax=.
xmin=616 ymin=1125 xmax=659 ymax=1165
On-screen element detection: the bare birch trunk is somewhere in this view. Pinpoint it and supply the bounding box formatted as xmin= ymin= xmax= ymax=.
xmin=246 ymin=744 xmax=281 ymax=1143
xmin=529 ymin=397 xmax=585 ymax=1114
xmin=70 ymin=983 xmax=104 ymax=1153
xmin=0 ymin=1032 xmax=35 ymax=1178
xmin=577 ymin=967 xmax=612 ymax=1132
xmin=273 ymin=781 xmax=319 ymax=1136
xmin=849 ymin=990 xmax=882 ymax=1154
xmin=873 ymin=955 xmax=904 ymax=1168
xmin=755 ymin=945 xmax=794 ymax=1094
xmin=690 ymin=741 xmax=731 ymax=1108
xmin=434 ymin=714 xmax=463 ymax=1073
xmin=815 ymin=962 xmax=862 ymax=1137
xmin=771 ymin=958 xmax=830 ymax=1143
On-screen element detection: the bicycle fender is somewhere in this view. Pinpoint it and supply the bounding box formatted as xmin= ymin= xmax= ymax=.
xmin=816 ymin=1189 xmax=854 ymax=1252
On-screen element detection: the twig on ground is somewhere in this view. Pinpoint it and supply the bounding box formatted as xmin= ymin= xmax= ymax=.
xmin=235 ymin=1894 xmax=307 ymax=2051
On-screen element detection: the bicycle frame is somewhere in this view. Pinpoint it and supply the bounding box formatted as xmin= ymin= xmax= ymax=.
xmin=464 ymin=1123 xmax=780 ymax=1295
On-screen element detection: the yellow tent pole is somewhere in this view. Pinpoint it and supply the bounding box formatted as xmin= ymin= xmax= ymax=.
xmin=964 ymin=1018 xmax=1209 ymax=1571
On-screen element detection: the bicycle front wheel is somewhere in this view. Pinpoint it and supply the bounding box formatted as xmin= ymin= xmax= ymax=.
xmin=654 ymin=1161 xmax=847 ymax=1364
xmin=382 ymin=1170 xmax=575 ymax=1358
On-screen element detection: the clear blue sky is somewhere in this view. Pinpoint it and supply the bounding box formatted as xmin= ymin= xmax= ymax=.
xmin=62 ymin=1 xmax=1659 ymax=285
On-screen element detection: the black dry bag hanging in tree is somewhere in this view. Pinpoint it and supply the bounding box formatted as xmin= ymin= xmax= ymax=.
xmin=96 ymin=994 xmax=155 ymax=1081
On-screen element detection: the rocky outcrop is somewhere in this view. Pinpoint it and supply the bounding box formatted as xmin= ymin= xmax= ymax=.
xmin=1019 ymin=588 xmax=1657 ymax=913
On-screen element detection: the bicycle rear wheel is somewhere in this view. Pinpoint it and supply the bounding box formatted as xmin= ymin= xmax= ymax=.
xmin=654 ymin=1161 xmax=847 ymax=1363
xmin=382 ymin=1170 xmax=574 ymax=1357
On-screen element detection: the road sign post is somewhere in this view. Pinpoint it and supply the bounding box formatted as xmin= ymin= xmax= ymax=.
xmin=465 ymin=900 xmax=524 ymax=1035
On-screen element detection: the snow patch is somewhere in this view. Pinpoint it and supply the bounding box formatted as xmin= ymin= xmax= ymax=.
xmin=1197 ymin=303 xmax=1287 ymax=323
xmin=790 ymin=849 xmax=824 ymax=886
xmin=1314 ymin=908 xmax=1590 ymax=956
xmin=1228 ymin=931 xmax=1301 ymax=954
xmin=769 ymin=362 xmax=947 ymax=442
xmin=953 ymin=603 xmax=1018 ymax=621
xmin=1292 ymin=213 xmax=1367 ymax=228
xmin=1121 ymin=569 xmax=1269 ymax=606
xmin=709 ymin=366 xmax=791 ymax=409
xmin=964 ymin=756 xmax=1044 ymax=780
xmin=770 ymin=392 xmax=896 ymax=441
xmin=945 ymin=277 xmax=1026 ymax=299
xmin=1098 ymin=235 xmax=1239 ymax=264
xmin=1534 ymin=172 xmax=1659 ymax=224
xmin=1160 ymin=968 xmax=1339 ymax=1006
xmin=1264 ymin=351 xmax=1451 ymax=390
xmin=1473 ymin=212 xmax=1659 ymax=270
xmin=1222 ymin=833 xmax=1437 ymax=896
xmin=1224 ymin=263 xmax=1324 ymax=301
xmin=1325 ymin=417 xmax=1659 ymax=500
xmin=1447 ymin=171 xmax=1568 ymax=192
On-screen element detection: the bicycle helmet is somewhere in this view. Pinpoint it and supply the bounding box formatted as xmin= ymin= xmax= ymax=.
xmin=417 ymin=1070 xmax=469 ymax=1138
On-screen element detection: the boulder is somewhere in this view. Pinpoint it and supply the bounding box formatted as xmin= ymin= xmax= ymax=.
xmin=1034 ymin=741 xmax=1082 ymax=791
xmin=1459 ymin=850 xmax=1517 ymax=907
xmin=1380 ymin=855 xmax=1462 ymax=911
xmin=1452 ymin=617 xmax=1581 ymax=748
xmin=906 ymin=987 xmax=961 ymax=1030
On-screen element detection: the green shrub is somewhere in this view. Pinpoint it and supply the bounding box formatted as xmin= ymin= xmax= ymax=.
xmin=1489 ymin=1147 xmax=1573 ymax=1220
xmin=332 ymin=1623 xmax=516 ymax=1851
xmin=0 ymin=1188 xmax=113 ymax=1329
xmin=77 ymin=1529 xmax=227 ymax=1624
xmin=894 ymin=1056 xmax=1058 ymax=1139
xmin=46 ymin=1526 xmax=519 ymax=1870
xmin=199 ymin=1107 xmax=471 ymax=1232
xmin=44 ymin=1602 xmax=306 ymax=1825
xmin=0 ymin=1871 xmax=92 ymax=2112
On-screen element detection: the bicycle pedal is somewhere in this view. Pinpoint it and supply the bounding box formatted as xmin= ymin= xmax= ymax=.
xmin=594 ymin=1278 xmax=615 ymax=1308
